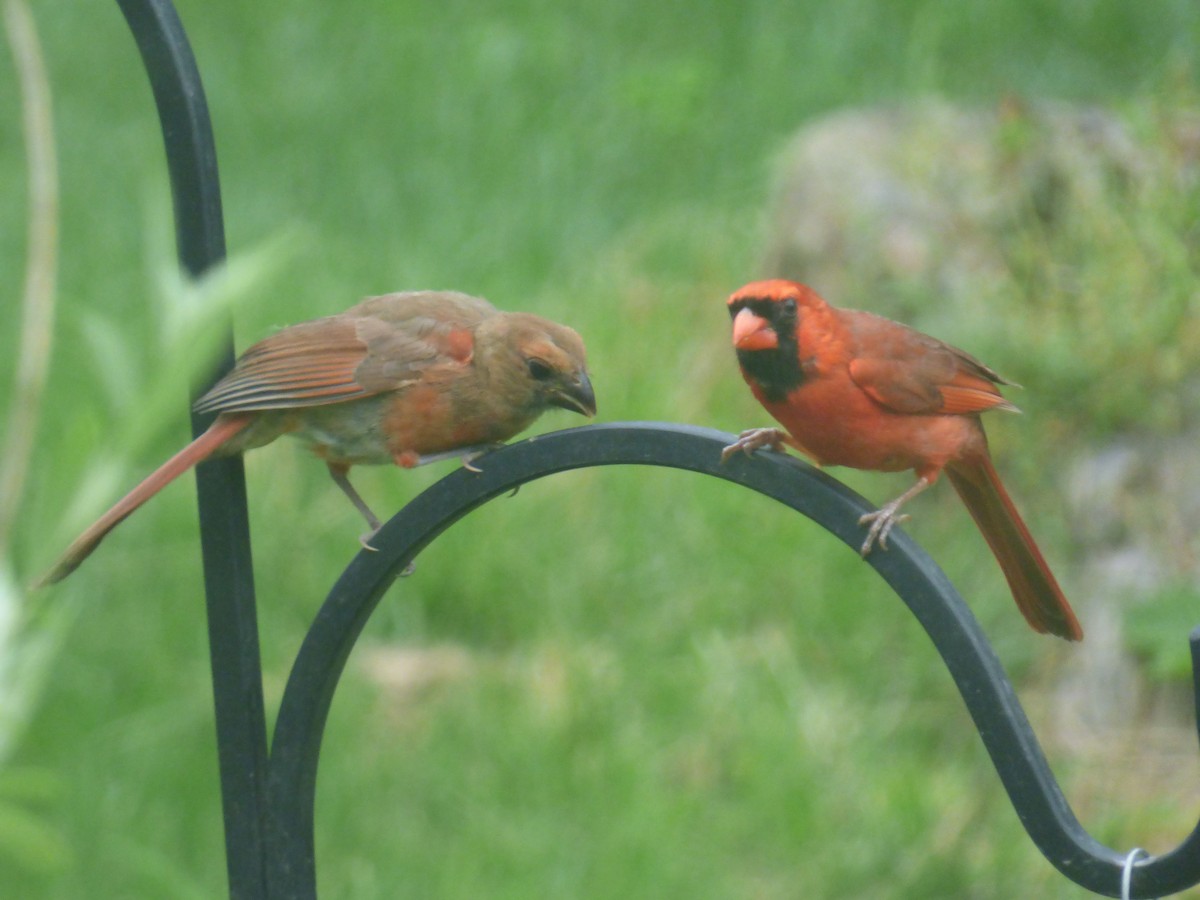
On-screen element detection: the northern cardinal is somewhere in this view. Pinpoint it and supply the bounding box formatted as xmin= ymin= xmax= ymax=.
xmin=721 ymin=279 xmax=1082 ymax=641
xmin=37 ymin=290 xmax=595 ymax=586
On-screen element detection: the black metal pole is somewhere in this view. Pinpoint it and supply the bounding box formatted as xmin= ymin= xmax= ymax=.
xmin=114 ymin=2 xmax=268 ymax=897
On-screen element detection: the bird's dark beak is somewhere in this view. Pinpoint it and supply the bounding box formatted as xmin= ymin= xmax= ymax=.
xmin=732 ymin=307 xmax=778 ymax=351
xmin=551 ymin=371 xmax=597 ymax=417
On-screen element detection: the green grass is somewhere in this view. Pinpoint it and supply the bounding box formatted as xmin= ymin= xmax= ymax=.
xmin=3 ymin=0 xmax=1200 ymax=896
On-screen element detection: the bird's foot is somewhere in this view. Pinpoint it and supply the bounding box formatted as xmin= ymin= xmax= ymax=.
xmin=720 ymin=427 xmax=789 ymax=464
xmin=461 ymin=442 xmax=505 ymax=473
xmin=394 ymin=444 xmax=500 ymax=470
xmin=856 ymin=476 xmax=932 ymax=556
xmin=357 ymin=529 xmax=415 ymax=574
xmin=857 ymin=505 xmax=911 ymax=556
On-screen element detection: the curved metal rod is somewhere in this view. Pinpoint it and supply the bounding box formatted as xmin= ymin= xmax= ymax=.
xmin=265 ymin=421 xmax=1200 ymax=899
xmin=115 ymin=1 xmax=267 ymax=896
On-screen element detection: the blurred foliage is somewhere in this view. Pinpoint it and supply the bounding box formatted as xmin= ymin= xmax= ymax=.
xmin=996 ymin=92 xmax=1200 ymax=438
xmin=1125 ymin=582 xmax=1200 ymax=681
xmin=2 ymin=0 xmax=1199 ymax=897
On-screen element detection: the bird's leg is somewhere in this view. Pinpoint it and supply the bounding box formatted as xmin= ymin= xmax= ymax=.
xmin=328 ymin=462 xmax=416 ymax=574
xmin=394 ymin=443 xmax=502 ymax=472
xmin=858 ymin=476 xmax=933 ymax=556
xmin=326 ymin=463 xmax=383 ymax=551
xmin=720 ymin=427 xmax=790 ymax=463
xmin=460 ymin=442 xmax=505 ymax=473
xmin=418 ymin=443 xmax=517 ymax=489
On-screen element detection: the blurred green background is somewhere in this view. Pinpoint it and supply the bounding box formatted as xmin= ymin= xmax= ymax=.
xmin=3 ymin=0 xmax=1200 ymax=896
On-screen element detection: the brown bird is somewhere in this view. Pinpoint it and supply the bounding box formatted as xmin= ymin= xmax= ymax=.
xmin=721 ymin=279 xmax=1082 ymax=641
xmin=37 ymin=290 xmax=595 ymax=586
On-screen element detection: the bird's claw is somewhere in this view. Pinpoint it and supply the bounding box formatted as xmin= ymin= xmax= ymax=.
xmin=461 ymin=442 xmax=505 ymax=473
xmin=857 ymin=507 xmax=910 ymax=556
xmin=358 ymin=530 xmax=415 ymax=575
xmin=720 ymin=427 xmax=789 ymax=464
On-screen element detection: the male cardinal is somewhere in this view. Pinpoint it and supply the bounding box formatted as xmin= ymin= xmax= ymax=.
xmin=721 ymin=279 xmax=1082 ymax=642
xmin=37 ymin=290 xmax=595 ymax=586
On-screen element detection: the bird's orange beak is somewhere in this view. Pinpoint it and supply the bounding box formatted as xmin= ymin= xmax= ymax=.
xmin=731 ymin=307 xmax=778 ymax=351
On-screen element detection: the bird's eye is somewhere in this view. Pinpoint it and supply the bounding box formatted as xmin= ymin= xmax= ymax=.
xmin=527 ymin=358 xmax=554 ymax=380
xmin=781 ymin=297 xmax=798 ymax=316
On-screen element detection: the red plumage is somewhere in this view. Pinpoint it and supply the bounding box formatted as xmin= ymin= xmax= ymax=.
xmin=723 ymin=279 xmax=1082 ymax=642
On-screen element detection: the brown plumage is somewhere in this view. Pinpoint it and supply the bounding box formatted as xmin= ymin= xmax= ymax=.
xmin=37 ymin=290 xmax=595 ymax=585
xmin=721 ymin=279 xmax=1082 ymax=642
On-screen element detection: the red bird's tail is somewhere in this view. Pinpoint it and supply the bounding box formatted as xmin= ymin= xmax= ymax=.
xmin=35 ymin=414 xmax=254 ymax=587
xmin=946 ymin=456 xmax=1083 ymax=641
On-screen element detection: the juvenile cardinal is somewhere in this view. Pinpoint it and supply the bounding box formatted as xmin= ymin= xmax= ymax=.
xmin=721 ymin=279 xmax=1082 ymax=641
xmin=37 ymin=290 xmax=595 ymax=586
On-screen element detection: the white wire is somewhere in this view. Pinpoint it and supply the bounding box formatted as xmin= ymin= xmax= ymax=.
xmin=1122 ymin=847 xmax=1154 ymax=900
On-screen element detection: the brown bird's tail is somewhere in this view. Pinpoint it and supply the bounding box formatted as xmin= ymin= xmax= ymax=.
xmin=35 ymin=414 xmax=253 ymax=587
xmin=946 ymin=456 xmax=1083 ymax=641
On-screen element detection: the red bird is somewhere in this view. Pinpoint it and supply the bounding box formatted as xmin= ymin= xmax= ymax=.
xmin=721 ymin=279 xmax=1082 ymax=641
xmin=37 ymin=290 xmax=595 ymax=586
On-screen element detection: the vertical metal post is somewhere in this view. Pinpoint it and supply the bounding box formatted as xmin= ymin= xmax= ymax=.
xmin=114 ymin=1 xmax=268 ymax=897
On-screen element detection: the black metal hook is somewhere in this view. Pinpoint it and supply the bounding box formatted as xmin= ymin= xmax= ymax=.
xmin=264 ymin=422 xmax=1200 ymax=899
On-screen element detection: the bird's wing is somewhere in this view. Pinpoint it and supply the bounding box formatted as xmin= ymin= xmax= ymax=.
xmin=193 ymin=302 xmax=481 ymax=414
xmin=844 ymin=311 xmax=1017 ymax=416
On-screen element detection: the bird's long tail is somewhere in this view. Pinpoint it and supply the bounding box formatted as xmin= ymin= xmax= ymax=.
xmin=946 ymin=456 xmax=1083 ymax=641
xmin=35 ymin=414 xmax=253 ymax=587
